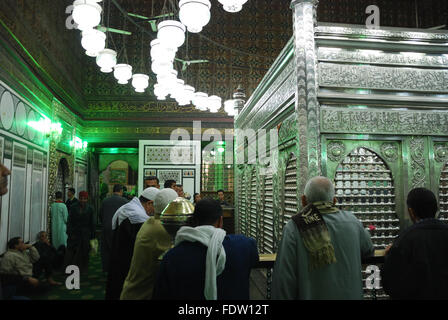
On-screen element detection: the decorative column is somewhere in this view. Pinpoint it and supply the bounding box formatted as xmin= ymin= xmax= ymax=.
xmin=233 ymin=84 xmax=246 ymax=117
xmin=291 ymin=0 xmax=321 ymax=197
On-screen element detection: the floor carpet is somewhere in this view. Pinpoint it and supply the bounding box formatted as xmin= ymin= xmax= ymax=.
xmin=28 ymin=253 xmax=107 ymax=300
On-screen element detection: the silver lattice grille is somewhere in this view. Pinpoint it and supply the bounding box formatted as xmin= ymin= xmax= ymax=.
xmin=239 ymin=173 xmax=247 ymax=235
xmin=263 ymin=174 xmax=274 ymax=253
xmin=283 ymin=155 xmax=297 ymax=232
xmin=439 ymin=164 xmax=448 ymax=222
xmin=334 ymin=147 xmax=399 ymax=250
xmin=248 ymin=169 xmax=258 ymax=239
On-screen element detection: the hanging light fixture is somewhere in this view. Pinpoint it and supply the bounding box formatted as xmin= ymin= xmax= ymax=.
xmin=157 ymin=69 xmax=178 ymax=87
xmin=151 ymin=59 xmax=174 ymax=75
xmin=208 ymin=95 xmax=222 ymax=113
xmin=113 ymin=64 xmax=133 ymax=84
xmin=179 ymin=0 xmax=211 ymax=33
xmin=81 ymin=28 xmax=106 ymax=57
xmin=96 ymin=49 xmax=117 ymax=73
xmin=157 ymin=20 xmax=186 ymax=49
xmin=224 ymin=99 xmax=236 ymax=116
xmin=193 ymin=92 xmax=208 ymax=111
xmin=132 ymin=74 xmax=149 ymax=93
xmin=72 ymin=0 xmax=103 ymax=31
xmin=218 ymin=0 xmax=248 ymax=13
xmin=171 ymin=79 xmax=186 ymax=100
xmin=150 ymin=39 xmax=177 ymax=62
xmin=183 ymin=85 xmax=195 ymax=103
xmin=154 ymin=83 xmax=170 ymax=100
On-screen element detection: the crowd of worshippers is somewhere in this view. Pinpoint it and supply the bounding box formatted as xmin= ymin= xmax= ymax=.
xmin=0 ymin=161 xmax=448 ymax=300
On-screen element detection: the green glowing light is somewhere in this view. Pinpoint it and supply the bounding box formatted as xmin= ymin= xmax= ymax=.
xmin=218 ymin=147 xmax=225 ymax=153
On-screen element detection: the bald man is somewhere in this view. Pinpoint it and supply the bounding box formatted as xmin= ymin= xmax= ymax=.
xmin=271 ymin=176 xmax=374 ymax=300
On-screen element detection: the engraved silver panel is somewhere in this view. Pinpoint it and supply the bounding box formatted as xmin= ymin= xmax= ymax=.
xmin=319 ymin=63 xmax=448 ymax=93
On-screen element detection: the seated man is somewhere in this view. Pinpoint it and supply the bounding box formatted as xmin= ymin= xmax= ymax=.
xmin=33 ymin=231 xmax=64 ymax=286
xmin=382 ymin=188 xmax=448 ymax=299
xmin=153 ymin=199 xmax=259 ymax=300
xmin=0 ymin=237 xmax=42 ymax=295
xmin=120 ymin=188 xmax=178 ymax=299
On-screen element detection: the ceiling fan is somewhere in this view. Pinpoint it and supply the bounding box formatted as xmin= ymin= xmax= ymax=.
xmin=175 ymin=58 xmax=210 ymax=71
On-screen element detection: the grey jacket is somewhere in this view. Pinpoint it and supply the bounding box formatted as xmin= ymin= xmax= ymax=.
xmin=0 ymin=247 xmax=40 ymax=278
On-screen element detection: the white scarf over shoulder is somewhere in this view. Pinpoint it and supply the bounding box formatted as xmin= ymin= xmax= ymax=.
xmin=175 ymin=225 xmax=227 ymax=300
xmin=112 ymin=197 xmax=149 ymax=230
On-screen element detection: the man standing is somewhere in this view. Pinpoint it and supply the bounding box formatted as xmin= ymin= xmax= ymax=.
xmin=120 ymin=188 xmax=178 ymax=299
xmin=217 ymin=189 xmax=230 ymax=206
xmin=105 ymin=187 xmax=160 ymax=300
xmin=271 ymin=176 xmax=374 ymax=300
xmin=65 ymin=187 xmax=79 ymax=211
xmin=50 ymin=191 xmax=68 ymax=250
xmin=153 ymin=199 xmax=259 ymax=300
xmin=164 ymin=180 xmax=176 ymax=191
xmin=176 ymin=184 xmax=185 ymax=198
xmin=144 ymin=176 xmax=160 ymax=189
xmin=99 ymin=184 xmax=129 ymax=273
xmin=382 ymin=188 xmax=448 ymax=299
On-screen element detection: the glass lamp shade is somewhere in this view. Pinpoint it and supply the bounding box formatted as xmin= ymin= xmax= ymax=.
xmin=171 ymin=79 xmax=186 ymax=99
xmin=179 ymin=0 xmax=211 ymax=33
xmin=154 ymin=83 xmax=169 ymax=100
xmin=113 ymin=64 xmax=133 ymax=84
xmin=81 ymin=28 xmax=106 ymax=57
xmin=218 ymin=0 xmax=248 ymax=13
xmin=193 ymin=92 xmax=208 ymax=110
xmin=157 ymin=69 xmax=178 ymax=87
xmin=132 ymin=74 xmax=149 ymax=93
xmin=208 ymin=95 xmax=222 ymax=112
xmin=183 ymin=85 xmax=195 ymax=102
xmin=73 ymin=0 xmax=103 ymax=31
xmin=224 ymin=99 xmax=236 ymax=116
xmin=96 ymin=49 xmax=117 ymax=73
xmin=150 ymin=39 xmax=177 ymax=62
xmin=157 ymin=20 xmax=186 ymax=49
xmin=151 ymin=59 xmax=174 ymax=75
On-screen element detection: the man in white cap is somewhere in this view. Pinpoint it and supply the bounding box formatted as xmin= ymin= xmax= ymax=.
xmin=121 ymin=188 xmax=178 ymax=299
xmin=105 ymin=187 xmax=160 ymax=300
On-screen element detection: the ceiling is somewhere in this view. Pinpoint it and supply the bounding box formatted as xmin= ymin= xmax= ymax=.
xmin=0 ymin=0 xmax=446 ymax=145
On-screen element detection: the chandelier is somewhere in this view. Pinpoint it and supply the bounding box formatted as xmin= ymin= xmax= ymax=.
xmin=72 ymin=0 xmax=103 ymax=31
xmin=218 ymin=0 xmax=249 ymax=13
xmin=179 ymin=0 xmax=211 ymax=33
xmin=68 ymin=0 xmax=252 ymax=115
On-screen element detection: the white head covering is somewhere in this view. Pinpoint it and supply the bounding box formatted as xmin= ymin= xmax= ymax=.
xmin=154 ymin=188 xmax=178 ymax=215
xmin=175 ymin=225 xmax=227 ymax=300
xmin=111 ymin=187 xmax=160 ymax=230
xmin=140 ymin=187 xmax=160 ymax=201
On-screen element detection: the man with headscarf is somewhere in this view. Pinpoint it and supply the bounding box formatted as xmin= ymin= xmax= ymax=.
xmin=152 ymin=199 xmax=259 ymax=300
xmin=105 ymin=187 xmax=160 ymax=300
xmin=99 ymin=184 xmax=129 ymax=273
xmin=120 ymin=188 xmax=178 ymax=300
xmin=271 ymin=176 xmax=374 ymax=300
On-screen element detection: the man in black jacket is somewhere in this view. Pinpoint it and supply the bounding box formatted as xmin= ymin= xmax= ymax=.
xmin=382 ymin=187 xmax=448 ymax=299
xmin=99 ymin=184 xmax=129 ymax=273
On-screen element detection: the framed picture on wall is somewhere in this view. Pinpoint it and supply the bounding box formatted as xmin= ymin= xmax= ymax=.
xmin=144 ymin=169 xmax=157 ymax=177
xmin=110 ymin=169 xmax=127 ymax=184
xmin=158 ymin=169 xmax=182 ymax=186
xmin=183 ymin=169 xmax=195 ymax=178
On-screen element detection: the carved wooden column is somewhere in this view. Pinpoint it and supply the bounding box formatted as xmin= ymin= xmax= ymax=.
xmin=291 ymin=0 xmax=321 ymax=197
